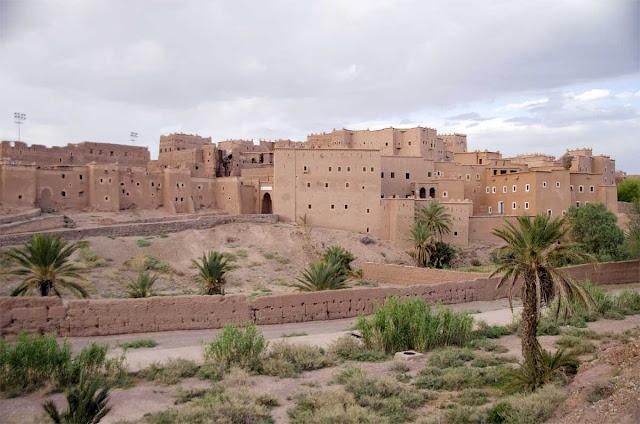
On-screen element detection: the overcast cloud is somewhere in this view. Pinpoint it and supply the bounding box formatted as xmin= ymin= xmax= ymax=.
xmin=0 ymin=0 xmax=638 ymax=170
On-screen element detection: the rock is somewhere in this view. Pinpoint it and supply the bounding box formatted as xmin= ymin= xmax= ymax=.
xmin=360 ymin=236 xmax=375 ymax=245
xmin=394 ymin=350 xmax=424 ymax=361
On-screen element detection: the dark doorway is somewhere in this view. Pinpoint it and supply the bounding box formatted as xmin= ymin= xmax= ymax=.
xmin=419 ymin=187 xmax=426 ymax=199
xmin=429 ymin=188 xmax=436 ymax=198
xmin=261 ymin=192 xmax=272 ymax=214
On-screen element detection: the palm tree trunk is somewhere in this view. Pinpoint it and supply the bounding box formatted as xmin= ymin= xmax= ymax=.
xmin=521 ymin=277 xmax=543 ymax=382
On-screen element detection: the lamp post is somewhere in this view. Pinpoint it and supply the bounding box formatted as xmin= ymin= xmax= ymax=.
xmin=13 ymin=112 xmax=26 ymax=141
xmin=130 ymin=131 xmax=138 ymax=143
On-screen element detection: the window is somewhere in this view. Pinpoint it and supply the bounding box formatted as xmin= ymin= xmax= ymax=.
xmin=589 ymin=185 xmax=595 ymax=192
xmin=547 ymin=209 xmax=552 ymax=216
xmin=427 ymin=171 xmax=432 ymax=177
xmin=485 ymin=187 xmax=490 ymax=193
xmin=363 ymin=167 xmax=366 ymax=172
xmin=556 ymin=181 xmax=560 ymax=188
xmin=512 ymin=185 xmax=517 ymax=192
xmin=344 ymin=204 xmax=348 ymax=209
xmin=524 ymin=202 xmax=530 ymax=210
xmin=306 ymin=182 xmax=311 ymax=188
xmin=405 ymin=172 xmax=410 ymax=180
xmin=331 ymin=204 xmax=335 ymax=209
xmin=579 ymin=185 xmax=584 ymax=193
xmin=562 ymin=210 xmax=567 ymax=216
xmin=576 ymin=201 xmax=581 ymax=207
xmin=307 ymin=204 xmax=312 ymax=209
xmin=325 ymin=182 xmax=329 ymax=188
xmin=492 ymin=187 xmax=496 ymax=193
xmin=345 ymin=182 xmax=350 ymax=188
xmin=442 ymin=191 xmax=448 ymax=198
xmin=61 ymin=191 xmax=66 ymax=197
xmin=370 ymin=167 xmax=374 ymax=172
xmin=502 ymin=186 xmax=507 ymax=193
xmin=525 ymin=184 xmax=530 ymax=192
xmin=390 ymin=172 xmax=395 ymax=178
xmin=303 ymin=165 xmax=308 ymax=172
xmin=338 ymin=166 xmax=342 ymax=171
xmin=570 ymin=185 xmax=574 ymax=191
xmin=329 ymin=167 xmax=332 ymax=172
xmin=512 ymin=202 xmax=517 ymax=210
xmin=347 ymin=167 xmax=351 ymax=172
xmin=381 ymin=172 xmax=384 ymax=178
xmin=366 ymin=208 xmax=370 ymax=213
xmin=488 ymin=206 xmax=493 ymax=214
xmin=61 ymin=173 xmax=65 ymax=179
xmin=79 ymin=174 xmax=83 ymax=180
xmin=543 ymin=181 xmax=548 ymax=188
xmin=476 ymin=174 xmax=480 ymax=180
xmin=466 ymin=174 xmax=470 ymax=180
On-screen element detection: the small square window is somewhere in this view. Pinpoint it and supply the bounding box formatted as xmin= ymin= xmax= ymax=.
xmin=524 ymin=202 xmax=530 ymax=209
xmin=502 ymin=186 xmax=507 ymax=193
xmin=589 ymin=185 xmax=595 ymax=192
xmin=390 ymin=172 xmax=395 ymax=178
xmin=344 ymin=204 xmax=348 ymax=209
xmin=543 ymin=181 xmax=548 ymax=188
xmin=512 ymin=202 xmax=517 ymax=209
xmin=331 ymin=204 xmax=335 ymax=209
xmin=525 ymin=184 xmax=530 ymax=192
xmin=556 ymin=181 xmax=560 ymax=188
xmin=512 ymin=185 xmax=517 ymax=192
xmin=308 ymin=204 xmax=312 ymax=209
xmin=405 ymin=172 xmax=410 ymax=179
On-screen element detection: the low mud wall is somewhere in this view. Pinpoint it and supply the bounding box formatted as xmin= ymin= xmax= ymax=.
xmin=0 ymin=215 xmax=65 ymax=235
xmin=0 ymin=214 xmax=277 ymax=247
xmin=0 ymin=208 xmax=41 ymax=225
xmin=1 ymin=260 xmax=638 ymax=337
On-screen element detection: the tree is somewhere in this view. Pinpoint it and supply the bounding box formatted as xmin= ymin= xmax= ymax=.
xmin=428 ymin=241 xmax=457 ymax=269
xmin=566 ymin=203 xmax=624 ymax=260
xmin=408 ymin=221 xmax=432 ymax=267
xmin=192 ymin=251 xmax=232 ymax=295
xmin=624 ymin=200 xmax=640 ymax=258
xmin=43 ymin=377 xmax=110 ymax=424
xmin=294 ymin=260 xmax=348 ymax=291
xmin=491 ymin=215 xmax=592 ymax=389
xmin=416 ymin=201 xmax=452 ymax=240
xmin=5 ymin=234 xmax=87 ymax=297
xmin=127 ymin=271 xmax=158 ymax=298
xmin=617 ymin=179 xmax=640 ymax=203
xmin=322 ymin=245 xmax=355 ymax=276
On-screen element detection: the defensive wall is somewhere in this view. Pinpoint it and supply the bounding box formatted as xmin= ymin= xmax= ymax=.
xmin=0 ymin=213 xmax=278 ymax=247
xmin=2 ymin=260 xmax=638 ymax=337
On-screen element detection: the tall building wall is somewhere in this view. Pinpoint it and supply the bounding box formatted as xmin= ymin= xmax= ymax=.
xmin=0 ymin=141 xmax=149 ymax=166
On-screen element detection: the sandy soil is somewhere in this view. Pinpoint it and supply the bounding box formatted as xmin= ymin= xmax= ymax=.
xmin=1 ymin=222 xmax=413 ymax=297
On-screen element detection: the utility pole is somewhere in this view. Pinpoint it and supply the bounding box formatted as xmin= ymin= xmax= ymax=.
xmin=13 ymin=112 xmax=26 ymax=141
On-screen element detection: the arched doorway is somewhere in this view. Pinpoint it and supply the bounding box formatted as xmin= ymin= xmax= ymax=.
xmin=38 ymin=188 xmax=55 ymax=212
xmin=429 ymin=188 xmax=436 ymax=198
xmin=419 ymin=187 xmax=426 ymax=199
xmin=261 ymin=192 xmax=272 ymax=214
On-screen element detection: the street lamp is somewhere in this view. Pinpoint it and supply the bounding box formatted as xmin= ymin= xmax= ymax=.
xmin=13 ymin=112 xmax=26 ymax=141
xmin=130 ymin=131 xmax=138 ymax=143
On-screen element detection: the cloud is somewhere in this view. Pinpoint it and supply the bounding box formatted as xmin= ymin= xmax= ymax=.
xmin=573 ymin=89 xmax=610 ymax=101
xmin=0 ymin=0 xmax=638 ymax=170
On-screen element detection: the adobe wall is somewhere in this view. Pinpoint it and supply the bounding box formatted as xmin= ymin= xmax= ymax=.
xmin=0 ymin=214 xmax=278 ymax=247
xmin=0 ymin=208 xmax=41 ymax=225
xmin=1 ymin=260 xmax=637 ymax=337
xmin=0 ymin=215 xmax=65 ymax=235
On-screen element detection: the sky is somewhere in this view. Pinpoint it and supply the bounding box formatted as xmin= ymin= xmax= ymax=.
xmin=0 ymin=0 xmax=639 ymax=171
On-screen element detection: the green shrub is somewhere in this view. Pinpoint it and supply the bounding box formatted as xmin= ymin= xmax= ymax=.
xmin=467 ymin=338 xmax=509 ymax=354
xmin=487 ymin=384 xmax=566 ymax=423
xmin=0 ymin=333 xmax=71 ymax=396
xmin=427 ymin=347 xmax=475 ymax=368
xmin=414 ymin=365 xmax=511 ymax=391
xmin=43 ymin=376 xmax=111 ymax=424
xmin=126 ymin=271 xmax=158 ymax=298
xmin=329 ymin=336 xmax=389 ymax=362
xmin=470 ymin=353 xmax=516 ymax=368
xmin=356 ymin=297 xmax=473 ymax=354
xmin=261 ymin=342 xmax=333 ymax=378
xmin=554 ymin=335 xmax=596 ymax=355
xmin=507 ymin=349 xmax=578 ymax=392
xmin=288 ymin=389 xmax=386 ymax=424
xmin=445 ymin=405 xmax=487 ymax=424
xmin=615 ymin=290 xmax=640 ymax=314
xmin=136 ymin=239 xmax=151 ymax=247
xmin=0 ymin=335 xmax=127 ymax=396
xmin=119 ymin=339 xmax=158 ymax=349
xmin=333 ymin=367 xmax=429 ymax=422
xmin=428 ymin=240 xmax=457 ymax=269
xmin=204 ymin=323 xmax=267 ymax=372
xmin=617 ymin=179 xmax=640 ymax=203
xmin=472 ymin=321 xmax=516 ymax=339
xmin=138 ymin=358 xmax=198 ymax=385
xmin=457 ymin=388 xmax=490 ymax=406
xmin=323 ymin=245 xmax=356 ymax=275
xmin=294 ymin=260 xmax=349 ymax=291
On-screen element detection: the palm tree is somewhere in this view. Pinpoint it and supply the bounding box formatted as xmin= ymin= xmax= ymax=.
xmin=5 ymin=234 xmax=87 ymax=297
xmin=408 ymin=221 xmax=432 ymax=267
xmin=127 ymin=271 xmax=158 ymax=298
xmin=416 ymin=201 xmax=452 ymax=240
xmin=490 ymin=215 xmax=592 ymax=388
xmin=192 ymin=251 xmax=231 ymax=295
xmin=322 ymin=245 xmax=355 ymax=276
xmin=43 ymin=377 xmax=110 ymax=424
xmin=294 ymin=260 xmax=348 ymax=291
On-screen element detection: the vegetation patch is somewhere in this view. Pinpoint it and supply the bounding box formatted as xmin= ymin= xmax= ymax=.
xmin=136 ymin=238 xmax=152 ymax=248
xmin=332 ymin=367 xmax=431 ymax=422
xmin=261 ymin=342 xmax=333 ymax=378
xmin=427 ymin=347 xmax=476 ymax=368
xmin=414 ymin=365 xmax=511 ymax=391
xmin=329 ymin=336 xmax=389 ymax=362
xmin=288 ymin=388 xmax=385 ymax=424
xmin=119 ymin=339 xmax=158 ymax=349
xmin=356 ymin=297 xmax=473 ymax=354
xmin=486 ymin=384 xmax=566 ymax=424
xmin=138 ymin=358 xmax=199 ymax=385
xmin=204 ymin=323 xmax=267 ymax=372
